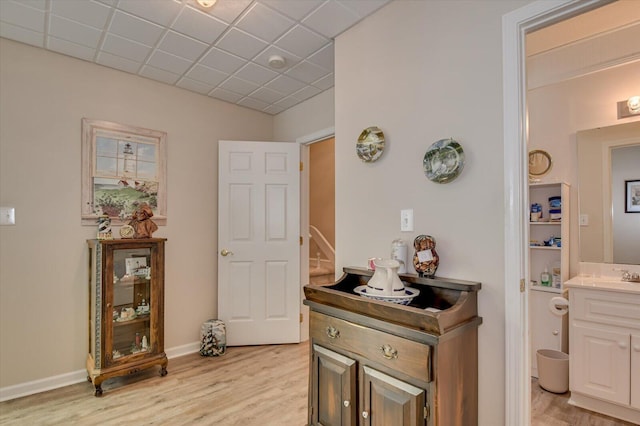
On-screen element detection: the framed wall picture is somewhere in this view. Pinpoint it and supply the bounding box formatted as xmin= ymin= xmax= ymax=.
xmin=625 ymin=179 xmax=640 ymax=213
xmin=81 ymin=119 xmax=167 ymax=225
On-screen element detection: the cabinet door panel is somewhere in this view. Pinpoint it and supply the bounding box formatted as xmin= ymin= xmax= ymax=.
xmin=361 ymin=366 xmax=425 ymax=426
xmin=571 ymin=323 xmax=630 ymax=405
xmin=632 ymin=334 xmax=640 ymax=410
xmin=312 ymin=344 xmax=356 ymax=426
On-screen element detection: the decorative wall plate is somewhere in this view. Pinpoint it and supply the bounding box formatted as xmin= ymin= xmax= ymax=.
xmin=423 ymin=138 xmax=465 ymax=183
xmin=356 ymin=126 xmax=385 ymax=162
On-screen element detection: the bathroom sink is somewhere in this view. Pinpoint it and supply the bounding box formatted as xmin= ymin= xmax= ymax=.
xmin=564 ymin=275 xmax=640 ymax=294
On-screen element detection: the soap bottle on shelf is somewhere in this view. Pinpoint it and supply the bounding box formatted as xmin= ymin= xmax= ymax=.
xmin=540 ymin=266 xmax=551 ymax=287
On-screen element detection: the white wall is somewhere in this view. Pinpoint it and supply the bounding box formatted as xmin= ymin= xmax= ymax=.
xmin=527 ymin=61 xmax=640 ymax=274
xmin=334 ymin=1 xmax=529 ymax=425
xmin=0 ymin=38 xmax=273 ymax=389
xmin=273 ymin=88 xmax=334 ymax=141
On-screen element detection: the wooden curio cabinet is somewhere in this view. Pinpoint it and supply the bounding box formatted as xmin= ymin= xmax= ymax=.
xmin=86 ymin=238 xmax=168 ymax=396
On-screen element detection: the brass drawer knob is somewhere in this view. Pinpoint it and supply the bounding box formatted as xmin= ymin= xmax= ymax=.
xmin=326 ymin=325 xmax=340 ymax=339
xmin=380 ymin=344 xmax=398 ymax=359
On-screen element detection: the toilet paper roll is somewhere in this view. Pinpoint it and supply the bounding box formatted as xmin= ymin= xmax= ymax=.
xmin=548 ymin=296 xmax=569 ymax=316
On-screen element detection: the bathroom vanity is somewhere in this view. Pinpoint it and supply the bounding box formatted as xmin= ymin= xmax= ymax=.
xmin=303 ymin=267 xmax=481 ymax=426
xmin=565 ymin=267 xmax=640 ymax=425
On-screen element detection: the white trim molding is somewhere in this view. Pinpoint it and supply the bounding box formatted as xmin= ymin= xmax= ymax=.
xmin=0 ymin=342 xmax=201 ymax=402
xmin=502 ymin=1 xmax=612 ymax=424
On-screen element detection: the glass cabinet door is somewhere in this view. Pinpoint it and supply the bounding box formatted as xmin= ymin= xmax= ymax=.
xmin=107 ymin=246 xmax=154 ymax=364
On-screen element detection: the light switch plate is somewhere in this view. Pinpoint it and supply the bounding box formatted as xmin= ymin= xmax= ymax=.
xmin=401 ymin=209 xmax=414 ymax=232
xmin=579 ymin=214 xmax=588 ymax=226
xmin=0 ymin=207 xmax=15 ymax=225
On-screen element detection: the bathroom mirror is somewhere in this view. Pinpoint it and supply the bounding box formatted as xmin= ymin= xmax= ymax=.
xmin=528 ymin=150 xmax=553 ymax=180
xmin=577 ymin=121 xmax=640 ymax=265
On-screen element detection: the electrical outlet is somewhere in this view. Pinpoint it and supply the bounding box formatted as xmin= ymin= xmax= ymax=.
xmin=401 ymin=209 xmax=414 ymax=232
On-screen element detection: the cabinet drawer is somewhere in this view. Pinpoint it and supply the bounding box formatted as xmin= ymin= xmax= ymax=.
xmin=310 ymin=311 xmax=431 ymax=382
xmin=571 ymin=289 xmax=640 ymax=329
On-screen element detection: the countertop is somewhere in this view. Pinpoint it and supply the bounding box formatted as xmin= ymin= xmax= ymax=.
xmin=564 ymin=275 xmax=640 ymax=295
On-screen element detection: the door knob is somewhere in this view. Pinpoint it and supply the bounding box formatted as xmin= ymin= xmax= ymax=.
xmin=220 ymin=249 xmax=234 ymax=256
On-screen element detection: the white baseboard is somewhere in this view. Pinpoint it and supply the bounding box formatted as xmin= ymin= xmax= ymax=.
xmin=0 ymin=341 xmax=200 ymax=402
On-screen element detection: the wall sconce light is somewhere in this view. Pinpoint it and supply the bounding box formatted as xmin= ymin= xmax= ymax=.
xmin=618 ymin=95 xmax=640 ymax=119
xmin=196 ymin=0 xmax=217 ymax=8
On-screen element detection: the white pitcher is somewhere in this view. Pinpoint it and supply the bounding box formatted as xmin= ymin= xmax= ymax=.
xmin=366 ymin=259 xmax=405 ymax=296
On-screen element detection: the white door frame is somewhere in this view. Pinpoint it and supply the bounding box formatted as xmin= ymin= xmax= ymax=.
xmin=502 ymin=0 xmax=612 ymax=424
xmin=297 ymin=127 xmax=335 ymax=342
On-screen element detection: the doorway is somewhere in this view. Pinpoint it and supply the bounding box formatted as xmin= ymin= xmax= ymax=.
xmin=308 ymin=137 xmax=335 ymax=286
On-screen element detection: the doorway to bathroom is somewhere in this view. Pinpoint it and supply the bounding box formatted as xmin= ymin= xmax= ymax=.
xmin=307 ymin=137 xmax=335 ymax=285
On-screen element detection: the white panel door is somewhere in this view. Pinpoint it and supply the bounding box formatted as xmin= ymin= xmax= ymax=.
xmin=570 ymin=323 xmax=630 ymax=405
xmin=218 ymin=140 xmax=300 ymax=345
xmin=632 ymin=334 xmax=640 ymax=409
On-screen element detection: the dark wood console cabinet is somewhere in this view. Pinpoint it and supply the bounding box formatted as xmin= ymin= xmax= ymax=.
xmin=304 ymin=267 xmax=482 ymax=425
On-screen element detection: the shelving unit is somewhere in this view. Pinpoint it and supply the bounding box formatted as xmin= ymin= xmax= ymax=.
xmin=528 ymin=182 xmax=570 ymax=377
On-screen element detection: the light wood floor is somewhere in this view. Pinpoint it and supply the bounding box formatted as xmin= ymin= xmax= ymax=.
xmin=531 ymin=377 xmax=635 ymax=426
xmin=0 ymin=343 xmax=635 ymax=425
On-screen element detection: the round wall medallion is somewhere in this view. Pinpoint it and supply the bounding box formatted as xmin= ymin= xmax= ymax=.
xmin=356 ymin=126 xmax=385 ymax=162
xmin=119 ymin=225 xmax=135 ymax=238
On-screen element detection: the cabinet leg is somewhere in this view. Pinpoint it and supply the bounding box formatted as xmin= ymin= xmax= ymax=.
xmin=94 ymin=384 xmax=103 ymax=397
xmin=160 ymin=366 xmax=168 ymax=377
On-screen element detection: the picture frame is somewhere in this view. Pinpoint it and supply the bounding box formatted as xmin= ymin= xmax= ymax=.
xmin=625 ymin=179 xmax=640 ymax=213
xmin=81 ymin=118 xmax=167 ymax=225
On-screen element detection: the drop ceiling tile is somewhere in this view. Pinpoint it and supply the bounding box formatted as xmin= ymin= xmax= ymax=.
xmin=236 ymin=3 xmax=294 ymax=43
xmin=253 ymin=45 xmax=301 ymax=70
xmin=172 ymin=6 xmax=227 ymax=44
xmin=102 ymin=33 xmax=152 ymax=62
xmin=96 ymin=51 xmax=142 ymax=74
xmin=250 ymin=87 xmax=285 ymax=104
xmin=186 ymin=64 xmax=229 ymax=86
xmin=312 ymin=73 xmax=334 ymax=90
xmin=109 ymin=10 xmax=165 ymax=46
xmin=302 ymin=1 xmax=358 ymax=39
xmin=292 ymin=84 xmax=321 ymax=101
xmin=201 ymin=0 xmax=252 ymax=24
xmin=216 ymin=28 xmax=268 ymax=60
xmin=338 ymin=0 xmax=390 ymax=18
xmin=235 ymin=62 xmax=278 ymax=85
xmin=261 ymin=0 xmax=322 ymax=21
xmin=219 ymin=76 xmax=259 ymax=96
xmin=50 ymin=0 xmax=111 ymax=29
xmin=139 ymin=64 xmax=180 ymax=85
xmin=199 ymin=47 xmax=245 ymax=74
xmin=158 ymin=30 xmax=208 ymax=61
xmin=49 ymin=15 xmax=102 ymax=48
xmin=176 ymin=77 xmax=214 ymax=95
xmin=285 ymin=60 xmax=330 ymax=84
xmin=238 ymin=97 xmax=270 ymax=111
xmin=16 ymin=0 xmax=46 ymax=10
xmin=0 ymin=22 xmax=44 ymax=47
xmin=47 ymin=36 xmax=96 ymax=61
xmin=210 ymin=88 xmax=244 ymax=103
xmin=0 ymin=1 xmax=45 ymax=32
xmin=263 ymin=103 xmax=286 ymax=114
xmin=307 ymin=42 xmax=333 ymax=71
xmin=116 ymin=0 xmax=182 ymax=27
xmin=274 ymin=95 xmax=302 ymax=109
xmin=275 ymin=25 xmax=328 ymax=58
xmin=147 ymin=49 xmax=192 ymax=75
xmin=265 ymin=74 xmax=306 ymax=96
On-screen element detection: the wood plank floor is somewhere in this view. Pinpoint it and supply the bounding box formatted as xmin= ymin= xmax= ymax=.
xmin=0 ymin=343 xmax=635 ymax=425
xmin=531 ymin=377 xmax=635 ymax=426
xmin=0 ymin=344 xmax=309 ymax=426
